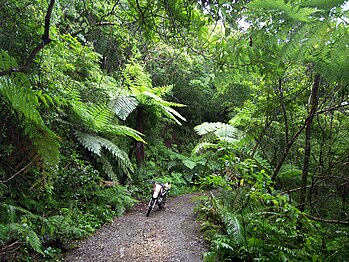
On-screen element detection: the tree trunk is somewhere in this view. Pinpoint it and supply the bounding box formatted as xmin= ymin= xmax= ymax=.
xmin=299 ymin=74 xmax=320 ymax=212
xmin=135 ymin=107 xmax=145 ymax=167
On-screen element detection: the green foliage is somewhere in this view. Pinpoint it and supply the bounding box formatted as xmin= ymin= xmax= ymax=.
xmin=197 ymin=176 xmax=345 ymax=261
xmin=120 ymin=62 xmax=187 ymax=125
xmin=248 ymin=0 xmax=319 ymax=22
xmin=0 ymin=51 xmax=60 ymax=166
xmin=75 ymin=131 xmax=134 ymax=179
xmin=1 ymin=0 xmax=348 ymax=260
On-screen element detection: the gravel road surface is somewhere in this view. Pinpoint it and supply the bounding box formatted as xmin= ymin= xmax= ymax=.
xmin=64 ymin=191 xmax=208 ymax=262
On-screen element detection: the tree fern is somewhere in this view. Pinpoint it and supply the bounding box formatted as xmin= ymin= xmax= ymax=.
xmin=75 ymin=131 xmax=134 ymax=177
xmin=109 ymin=95 xmax=139 ymax=120
xmin=120 ymin=62 xmax=187 ymax=126
xmin=70 ymin=98 xmax=145 ymax=142
xmin=99 ymin=153 xmax=120 ymax=182
xmin=248 ymin=0 xmax=319 ymax=22
xmin=97 ymin=136 xmax=134 ymax=174
xmin=87 ymin=102 xmax=113 ymax=129
xmin=103 ymin=124 xmax=145 ymax=143
xmin=0 ymin=68 xmax=59 ymax=165
xmin=192 ymin=142 xmax=218 ymax=155
xmin=194 ymin=122 xmax=240 ymax=144
xmin=194 ymin=122 xmax=227 ymax=136
xmin=75 ymin=131 xmax=103 ymax=156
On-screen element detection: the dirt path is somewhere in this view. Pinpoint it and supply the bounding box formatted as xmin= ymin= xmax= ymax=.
xmin=64 ymin=192 xmax=208 ymax=262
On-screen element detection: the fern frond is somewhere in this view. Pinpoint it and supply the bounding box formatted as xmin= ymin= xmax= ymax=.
xmin=103 ymin=124 xmax=146 ymax=143
xmin=223 ymin=214 xmax=245 ymax=245
xmin=195 ymin=122 xmax=226 ymax=136
xmin=0 ymin=49 xmax=18 ymax=69
xmin=159 ymin=104 xmax=187 ymax=125
xmin=195 ymin=122 xmax=238 ymax=142
xmin=214 ymin=125 xmax=239 ymax=143
xmin=97 ymin=137 xmax=134 ymax=174
xmin=109 ymin=95 xmax=139 ymax=120
xmin=212 ymin=236 xmax=235 ymax=251
xmin=1 ymin=80 xmax=44 ymax=128
xmin=71 ymin=101 xmax=114 ymax=131
xmin=0 ymin=75 xmax=60 ymax=165
xmin=75 ymin=131 xmax=134 ymax=174
xmin=99 ymin=154 xmax=119 ymax=182
xmin=87 ymin=103 xmax=113 ymax=129
xmin=248 ymin=0 xmax=319 ymax=22
xmin=75 ymin=131 xmax=102 ymax=156
xmin=32 ymin=131 xmax=60 ymax=165
xmin=192 ymin=142 xmax=218 ymax=155
xmin=300 ymin=0 xmax=346 ymax=10
xmin=152 ymin=85 xmax=174 ymax=96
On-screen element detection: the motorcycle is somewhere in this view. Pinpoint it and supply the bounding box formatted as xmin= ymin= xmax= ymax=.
xmin=146 ymin=181 xmax=171 ymax=217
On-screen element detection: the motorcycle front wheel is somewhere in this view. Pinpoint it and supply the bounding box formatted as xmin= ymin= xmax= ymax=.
xmin=146 ymin=198 xmax=156 ymax=217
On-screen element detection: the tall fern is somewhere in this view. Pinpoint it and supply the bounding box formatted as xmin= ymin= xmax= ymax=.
xmin=113 ymin=62 xmax=187 ymax=125
xmin=193 ymin=122 xmax=241 ymax=155
xmin=75 ymin=131 xmax=134 ymax=180
xmin=0 ymin=51 xmax=59 ymax=166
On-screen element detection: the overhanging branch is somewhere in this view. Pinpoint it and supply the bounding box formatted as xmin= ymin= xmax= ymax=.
xmin=0 ymin=0 xmax=55 ymax=77
xmin=306 ymin=214 xmax=349 ymax=225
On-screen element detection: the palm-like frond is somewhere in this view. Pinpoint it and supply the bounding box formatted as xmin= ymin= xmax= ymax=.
xmin=87 ymin=103 xmax=113 ymax=129
xmin=222 ymin=213 xmax=245 ymax=245
xmin=249 ymin=0 xmax=319 ymax=22
xmin=99 ymin=153 xmax=119 ymax=182
xmin=192 ymin=142 xmax=218 ymax=155
xmin=195 ymin=122 xmax=239 ymax=141
xmin=75 ymin=131 xmax=103 ymax=156
xmin=0 ymin=62 xmax=59 ymax=165
xmin=109 ymin=95 xmax=139 ymax=120
xmin=71 ymin=100 xmax=145 ymax=142
xmin=159 ymin=104 xmax=187 ymax=125
xmin=121 ymin=63 xmax=187 ymax=125
xmin=214 ymin=125 xmax=239 ymax=143
xmin=70 ymin=101 xmax=112 ymax=131
xmin=97 ymin=136 xmax=134 ymax=174
xmin=195 ymin=122 xmax=227 ymax=136
xmin=75 ymin=131 xmax=134 ymax=175
xmin=103 ymin=124 xmax=146 ymax=143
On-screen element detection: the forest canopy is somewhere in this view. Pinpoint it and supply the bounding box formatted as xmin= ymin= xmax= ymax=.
xmin=0 ymin=0 xmax=348 ymax=260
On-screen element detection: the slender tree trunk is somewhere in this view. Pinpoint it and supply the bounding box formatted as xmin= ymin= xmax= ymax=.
xmin=272 ymin=125 xmax=306 ymax=180
xmin=299 ymin=74 xmax=320 ymax=211
xmin=135 ymin=107 xmax=145 ymax=167
xmin=278 ymin=77 xmax=289 ymax=143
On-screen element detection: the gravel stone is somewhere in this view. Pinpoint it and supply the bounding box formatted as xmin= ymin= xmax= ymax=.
xmin=64 ymin=192 xmax=208 ymax=262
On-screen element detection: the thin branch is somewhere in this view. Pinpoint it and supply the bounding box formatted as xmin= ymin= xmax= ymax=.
xmin=0 ymin=160 xmax=34 ymax=183
xmin=0 ymin=0 xmax=55 ymax=77
xmin=306 ymin=214 xmax=349 ymax=225
xmin=71 ymin=21 xmax=117 ymax=37
xmin=280 ymin=178 xmax=326 ymax=195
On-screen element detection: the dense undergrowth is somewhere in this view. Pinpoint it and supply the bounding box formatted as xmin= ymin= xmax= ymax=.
xmin=196 ymin=159 xmax=349 ymax=262
xmin=0 ymin=138 xmax=203 ymax=261
xmin=1 ymin=0 xmax=349 ymax=261
xmin=197 ymin=177 xmax=349 ymax=261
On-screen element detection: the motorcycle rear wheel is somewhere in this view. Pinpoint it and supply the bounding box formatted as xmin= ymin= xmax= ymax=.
xmin=159 ymin=196 xmax=166 ymax=209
